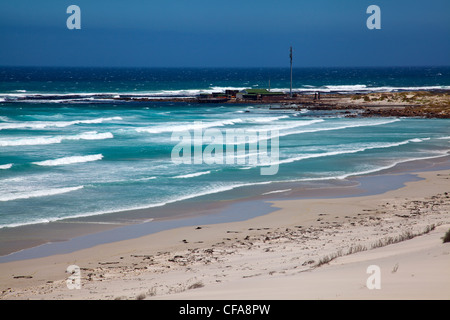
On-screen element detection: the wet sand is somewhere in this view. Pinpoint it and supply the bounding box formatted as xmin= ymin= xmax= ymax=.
xmin=0 ymin=164 xmax=449 ymax=299
xmin=1 ymin=155 xmax=448 ymax=260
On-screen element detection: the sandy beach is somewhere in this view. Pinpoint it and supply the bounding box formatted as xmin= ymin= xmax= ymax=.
xmin=1 ymin=0 xmax=449 ymax=305
xmin=0 ymin=167 xmax=449 ymax=300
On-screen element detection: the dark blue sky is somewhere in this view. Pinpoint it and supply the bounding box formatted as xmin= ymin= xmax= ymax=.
xmin=0 ymin=0 xmax=449 ymax=67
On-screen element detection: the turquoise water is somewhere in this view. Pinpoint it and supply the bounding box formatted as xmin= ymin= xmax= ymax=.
xmin=0 ymin=67 xmax=449 ymax=228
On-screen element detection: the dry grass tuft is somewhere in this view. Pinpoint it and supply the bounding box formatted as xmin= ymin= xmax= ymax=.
xmin=443 ymin=229 xmax=450 ymax=243
xmin=315 ymin=224 xmax=437 ymax=268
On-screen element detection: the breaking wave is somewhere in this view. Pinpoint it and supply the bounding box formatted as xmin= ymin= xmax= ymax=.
xmin=33 ymin=154 xmax=104 ymax=166
xmin=0 ymin=131 xmax=113 ymax=147
xmin=0 ymin=186 xmax=84 ymax=202
xmin=0 ymin=117 xmax=122 ymax=131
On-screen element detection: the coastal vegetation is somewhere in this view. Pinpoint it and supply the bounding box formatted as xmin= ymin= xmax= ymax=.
xmin=443 ymin=229 xmax=450 ymax=243
xmin=349 ymin=91 xmax=450 ymax=118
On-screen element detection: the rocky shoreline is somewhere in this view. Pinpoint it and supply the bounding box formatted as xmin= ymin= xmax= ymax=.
xmin=303 ymin=91 xmax=450 ymax=118
xmin=128 ymin=90 xmax=450 ymax=118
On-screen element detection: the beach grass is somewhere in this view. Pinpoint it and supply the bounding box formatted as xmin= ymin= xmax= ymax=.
xmin=443 ymin=229 xmax=450 ymax=243
xmin=315 ymin=224 xmax=437 ymax=268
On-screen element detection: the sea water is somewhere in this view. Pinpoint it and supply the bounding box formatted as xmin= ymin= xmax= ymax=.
xmin=0 ymin=67 xmax=449 ymax=228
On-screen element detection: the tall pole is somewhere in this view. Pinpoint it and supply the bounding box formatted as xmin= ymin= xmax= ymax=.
xmin=290 ymin=46 xmax=293 ymax=98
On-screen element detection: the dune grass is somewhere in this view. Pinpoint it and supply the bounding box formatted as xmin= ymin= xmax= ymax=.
xmin=443 ymin=229 xmax=450 ymax=243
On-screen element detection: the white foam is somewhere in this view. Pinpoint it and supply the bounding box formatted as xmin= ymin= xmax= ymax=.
xmin=325 ymin=84 xmax=367 ymax=90
xmin=136 ymin=115 xmax=297 ymax=135
xmin=210 ymin=86 xmax=247 ymax=92
xmin=245 ymin=119 xmax=324 ymax=132
xmin=262 ymin=189 xmax=292 ymax=195
xmin=0 ymin=163 xmax=13 ymax=170
xmin=0 ymin=181 xmax=274 ymax=228
xmin=67 ymin=131 xmax=113 ymax=141
xmin=278 ymin=139 xmax=414 ymax=165
xmin=339 ymin=163 xmax=404 ymax=179
xmin=149 ymin=181 xmax=272 ymax=207
xmin=0 ymin=218 xmax=55 ymax=229
xmin=2 ymin=85 xmax=450 ymax=103
xmin=273 ymin=85 xmax=450 ymax=93
xmin=236 ymin=119 xmax=401 ymax=145
xmin=247 ymin=138 xmax=414 ymax=168
xmin=276 ymin=118 xmax=401 ymax=139
xmin=0 ymin=116 xmax=122 ymax=131
xmin=0 ymin=131 xmax=113 ymax=147
xmin=148 ymin=85 xmax=450 ymax=95
xmin=33 ymin=154 xmax=103 ymax=166
xmin=185 ymin=118 xmax=401 ymax=147
xmin=0 ymin=136 xmax=63 ymax=146
xmin=136 ymin=119 xmax=244 ymax=134
xmin=135 ymin=176 xmax=157 ymax=181
xmin=243 ymin=115 xmax=290 ymax=123
xmin=3 ymin=150 xmax=448 ymax=228
xmin=235 ymin=151 xmax=266 ymax=159
xmin=407 ymin=137 xmax=430 ymax=143
xmin=0 ymin=186 xmax=84 ymax=202
xmin=280 ymin=151 xmax=450 ymax=184
xmin=339 ymin=153 xmax=450 ymax=179
xmin=173 ymin=171 xmax=212 ymax=179
xmin=74 ymin=116 xmax=122 ymax=124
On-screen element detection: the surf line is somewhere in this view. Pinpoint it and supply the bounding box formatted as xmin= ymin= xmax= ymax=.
xmin=170 ymin=121 xmax=279 ymax=176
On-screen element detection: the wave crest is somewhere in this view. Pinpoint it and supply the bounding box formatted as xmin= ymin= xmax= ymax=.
xmin=0 ymin=131 xmax=113 ymax=147
xmin=0 ymin=186 xmax=84 ymax=202
xmin=0 ymin=117 xmax=122 ymax=131
xmin=33 ymin=154 xmax=104 ymax=166
xmin=0 ymin=163 xmax=13 ymax=170
xmin=173 ymin=171 xmax=212 ymax=179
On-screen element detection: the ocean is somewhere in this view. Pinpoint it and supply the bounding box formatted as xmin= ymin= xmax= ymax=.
xmin=0 ymin=66 xmax=449 ymax=229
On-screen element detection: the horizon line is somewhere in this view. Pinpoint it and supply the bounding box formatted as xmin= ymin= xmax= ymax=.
xmin=1 ymin=65 xmax=450 ymax=69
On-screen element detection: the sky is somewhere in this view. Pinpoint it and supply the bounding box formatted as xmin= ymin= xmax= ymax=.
xmin=0 ymin=0 xmax=449 ymax=68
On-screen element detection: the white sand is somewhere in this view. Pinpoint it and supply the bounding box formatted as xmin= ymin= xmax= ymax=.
xmin=1 ymin=170 xmax=449 ymax=300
